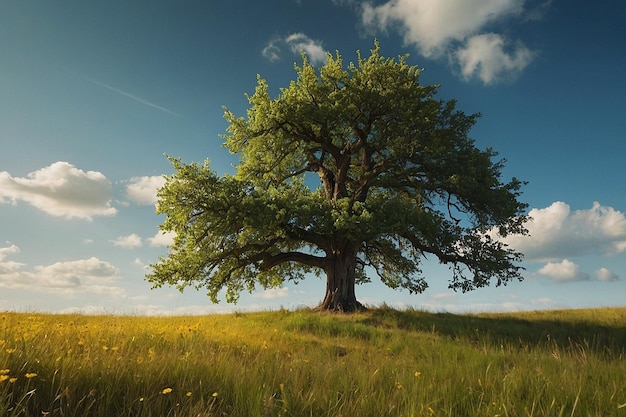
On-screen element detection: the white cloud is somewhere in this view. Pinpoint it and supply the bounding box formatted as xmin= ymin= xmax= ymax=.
xmin=34 ymin=257 xmax=120 ymax=284
xmin=0 ymin=162 xmax=117 ymax=220
xmin=262 ymin=33 xmax=328 ymax=65
xmin=595 ymin=268 xmax=620 ymax=282
xmin=133 ymin=258 xmax=148 ymax=269
xmin=362 ymin=0 xmax=523 ymax=57
xmin=126 ymin=175 xmax=166 ymax=205
xmin=456 ymin=34 xmax=534 ymax=84
xmin=285 ymin=33 xmax=327 ymax=64
xmin=0 ymin=261 xmax=24 ymax=275
xmin=262 ymin=39 xmax=282 ymax=62
xmin=497 ymin=201 xmax=626 ymax=261
xmin=360 ymin=0 xmax=536 ymax=84
xmin=0 ymin=245 xmax=24 ymax=274
xmin=111 ymin=234 xmax=143 ymax=249
xmin=254 ymin=287 xmax=290 ymax=299
xmin=537 ymin=259 xmax=589 ymax=283
xmin=147 ymin=231 xmax=175 ymax=247
xmin=0 ymin=252 xmax=125 ymax=297
xmin=0 ymin=244 xmax=20 ymax=261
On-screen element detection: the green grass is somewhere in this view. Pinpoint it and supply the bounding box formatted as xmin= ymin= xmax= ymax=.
xmin=1 ymin=306 xmax=625 ymax=416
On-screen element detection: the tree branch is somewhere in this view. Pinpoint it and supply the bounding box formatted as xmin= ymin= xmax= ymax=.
xmin=259 ymin=251 xmax=328 ymax=271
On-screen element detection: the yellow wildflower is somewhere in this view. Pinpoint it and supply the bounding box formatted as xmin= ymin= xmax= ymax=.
xmin=162 ymin=387 xmax=173 ymax=395
xmin=9 ymin=378 xmax=17 ymax=383
xmin=186 ymin=391 xmax=192 ymax=397
xmin=0 ymin=369 xmax=9 ymax=375
xmin=414 ymin=371 xmax=421 ymax=377
xmin=6 ymin=348 xmax=16 ymax=354
xmin=0 ymin=375 xmax=9 ymax=382
xmin=212 ymin=392 xmax=218 ymax=398
xmin=25 ymin=373 xmax=37 ymax=379
xmin=139 ymin=397 xmax=144 ymax=402
xmin=428 ymin=406 xmax=435 ymax=415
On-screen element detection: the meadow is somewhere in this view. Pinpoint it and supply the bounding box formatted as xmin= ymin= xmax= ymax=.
xmin=1 ymin=306 xmax=625 ymax=416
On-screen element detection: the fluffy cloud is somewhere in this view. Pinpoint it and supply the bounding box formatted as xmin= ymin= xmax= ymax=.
xmin=133 ymin=258 xmax=146 ymax=268
xmin=285 ymin=33 xmax=327 ymax=64
xmin=263 ymin=33 xmax=327 ymax=65
xmin=126 ymin=175 xmax=166 ymax=205
xmin=110 ymin=231 xmax=175 ymax=249
xmin=34 ymin=257 xmax=120 ymax=284
xmin=537 ymin=261 xmax=620 ymax=284
xmin=537 ymin=259 xmax=590 ymax=283
xmin=595 ymin=268 xmax=620 ymax=282
xmin=498 ymin=201 xmax=626 ymax=262
xmin=0 ymin=244 xmax=20 ymax=261
xmin=147 ymin=231 xmax=175 ymax=247
xmin=456 ymin=34 xmax=534 ymax=84
xmin=0 ymin=248 xmax=124 ymax=296
xmin=0 ymin=245 xmax=24 ymax=275
xmin=262 ymin=40 xmax=282 ymax=62
xmin=360 ymin=0 xmax=536 ymax=84
xmin=0 ymin=162 xmax=117 ymax=220
xmin=111 ymin=234 xmax=143 ymax=249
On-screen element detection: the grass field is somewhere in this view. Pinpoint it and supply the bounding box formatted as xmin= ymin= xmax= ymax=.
xmin=1 ymin=306 xmax=625 ymax=416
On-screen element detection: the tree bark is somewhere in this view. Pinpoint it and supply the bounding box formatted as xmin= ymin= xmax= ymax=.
xmin=317 ymin=248 xmax=365 ymax=312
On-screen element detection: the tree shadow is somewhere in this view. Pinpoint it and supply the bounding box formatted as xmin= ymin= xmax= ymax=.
xmin=360 ymin=306 xmax=626 ymax=354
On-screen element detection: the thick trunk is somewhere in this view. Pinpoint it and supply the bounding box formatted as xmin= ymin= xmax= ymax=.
xmin=317 ymin=249 xmax=365 ymax=312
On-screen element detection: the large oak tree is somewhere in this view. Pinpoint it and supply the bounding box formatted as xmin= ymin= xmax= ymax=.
xmin=148 ymin=44 xmax=529 ymax=312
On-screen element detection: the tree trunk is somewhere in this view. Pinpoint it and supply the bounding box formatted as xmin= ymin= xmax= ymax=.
xmin=317 ymin=249 xmax=365 ymax=312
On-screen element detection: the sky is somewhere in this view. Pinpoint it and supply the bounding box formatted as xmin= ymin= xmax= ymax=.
xmin=1 ymin=0 xmax=625 ymax=315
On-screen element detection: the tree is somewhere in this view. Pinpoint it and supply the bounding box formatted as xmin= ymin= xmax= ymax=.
xmin=147 ymin=43 xmax=529 ymax=312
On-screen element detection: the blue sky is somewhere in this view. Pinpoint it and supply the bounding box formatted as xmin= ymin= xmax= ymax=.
xmin=1 ymin=0 xmax=625 ymax=315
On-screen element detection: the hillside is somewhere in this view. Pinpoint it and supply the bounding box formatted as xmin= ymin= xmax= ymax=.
xmin=1 ymin=307 xmax=625 ymax=416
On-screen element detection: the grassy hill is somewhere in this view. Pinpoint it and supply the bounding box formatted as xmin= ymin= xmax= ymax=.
xmin=1 ymin=306 xmax=625 ymax=416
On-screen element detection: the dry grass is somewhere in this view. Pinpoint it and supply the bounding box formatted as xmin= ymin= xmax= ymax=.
xmin=1 ymin=306 xmax=625 ymax=416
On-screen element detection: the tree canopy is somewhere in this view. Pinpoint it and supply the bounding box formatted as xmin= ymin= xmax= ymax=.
xmin=148 ymin=43 xmax=529 ymax=312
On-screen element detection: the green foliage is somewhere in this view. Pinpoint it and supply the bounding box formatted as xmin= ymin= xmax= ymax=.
xmin=1 ymin=308 xmax=625 ymax=416
xmin=148 ymin=42 xmax=529 ymax=306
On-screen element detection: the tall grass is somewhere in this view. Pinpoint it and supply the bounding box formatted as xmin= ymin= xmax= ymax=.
xmin=1 ymin=307 xmax=625 ymax=416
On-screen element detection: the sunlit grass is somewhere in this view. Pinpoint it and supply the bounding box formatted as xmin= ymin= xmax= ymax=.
xmin=1 ymin=307 xmax=625 ymax=416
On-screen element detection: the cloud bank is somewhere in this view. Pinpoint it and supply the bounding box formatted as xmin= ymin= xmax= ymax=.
xmin=0 ymin=162 xmax=117 ymax=220
xmin=359 ymin=0 xmax=539 ymax=84
xmin=493 ymin=201 xmax=624 ymax=285
xmin=0 ymin=246 xmax=124 ymax=297
xmin=501 ymin=201 xmax=626 ymax=262
xmin=536 ymin=260 xmax=620 ymax=284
